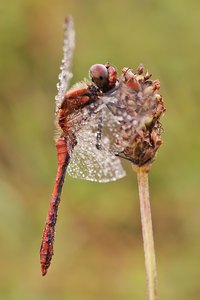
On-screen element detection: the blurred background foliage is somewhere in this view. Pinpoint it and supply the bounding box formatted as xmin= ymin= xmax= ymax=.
xmin=0 ymin=0 xmax=200 ymax=299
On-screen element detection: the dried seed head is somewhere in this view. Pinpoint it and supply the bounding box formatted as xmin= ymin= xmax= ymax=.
xmin=113 ymin=65 xmax=165 ymax=170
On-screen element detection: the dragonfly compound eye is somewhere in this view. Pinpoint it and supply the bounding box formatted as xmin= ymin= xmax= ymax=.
xmin=89 ymin=64 xmax=109 ymax=92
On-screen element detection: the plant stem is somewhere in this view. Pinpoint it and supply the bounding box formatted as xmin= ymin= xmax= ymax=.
xmin=136 ymin=168 xmax=158 ymax=300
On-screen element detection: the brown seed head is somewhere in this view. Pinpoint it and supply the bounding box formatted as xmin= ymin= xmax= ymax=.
xmin=113 ymin=65 xmax=165 ymax=170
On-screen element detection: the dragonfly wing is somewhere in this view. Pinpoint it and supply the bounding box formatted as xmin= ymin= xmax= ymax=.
xmin=55 ymin=16 xmax=75 ymax=113
xmin=67 ymin=106 xmax=126 ymax=182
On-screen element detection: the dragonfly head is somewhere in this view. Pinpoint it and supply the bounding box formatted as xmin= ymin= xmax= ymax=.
xmin=89 ymin=63 xmax=117 ymax=92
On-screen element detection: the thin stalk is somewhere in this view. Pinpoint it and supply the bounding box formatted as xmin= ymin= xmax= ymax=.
xmin=136 ymin=168 xmax=158 ymax=300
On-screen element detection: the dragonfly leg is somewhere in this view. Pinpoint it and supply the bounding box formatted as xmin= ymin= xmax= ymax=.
xmin=114 ymin=152 xmax=134 ymax=163
xmin=96 ymin=113 xmax=103 ymax=150
xmin=40 ymin=137 xmax=71 ymax=276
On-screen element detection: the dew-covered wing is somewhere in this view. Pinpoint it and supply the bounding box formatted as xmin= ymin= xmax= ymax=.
xmin=55 ymin=16 xmax=75 ymax=113
xmin=67 ymin=105 xmax=126 ymax=182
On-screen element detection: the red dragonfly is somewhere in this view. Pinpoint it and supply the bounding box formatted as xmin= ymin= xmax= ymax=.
xmin=40 ymin=17 xmax=126 ymax=276
xmin=40 ymin=16 xmax=161 ymax=276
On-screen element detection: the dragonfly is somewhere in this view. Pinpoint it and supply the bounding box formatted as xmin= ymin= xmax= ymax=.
xmin=40 ymin=16 xmax=162 ymax=276
xmin=40 ymin=17 xmax=126 ymax=276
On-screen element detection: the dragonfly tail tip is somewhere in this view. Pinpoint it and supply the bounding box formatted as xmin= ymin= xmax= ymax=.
xmin=41 ymin=265 xmax=48 ymax=276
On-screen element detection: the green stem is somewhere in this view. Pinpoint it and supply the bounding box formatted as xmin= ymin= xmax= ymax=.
xmin=137 ymin=169 xmax=158 ymax=300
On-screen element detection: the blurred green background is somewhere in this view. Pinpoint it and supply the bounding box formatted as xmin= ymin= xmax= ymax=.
xmin=0 ymin=0 xmax=200 ymax=299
